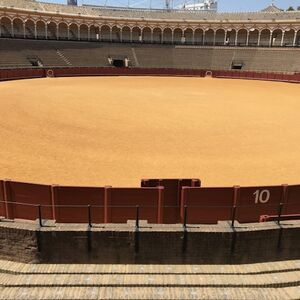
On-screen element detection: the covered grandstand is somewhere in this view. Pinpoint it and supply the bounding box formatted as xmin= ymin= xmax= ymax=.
xmin=0 ymin=0 xmax=300 ymax=46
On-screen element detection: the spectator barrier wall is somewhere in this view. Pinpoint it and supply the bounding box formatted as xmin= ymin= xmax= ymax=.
xmin=0 ymin=179 xmax=299 ymax=224
xmin=0 ymin=67 xmax=300 ymax=83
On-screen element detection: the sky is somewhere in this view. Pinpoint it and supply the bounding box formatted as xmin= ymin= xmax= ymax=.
xmin=40 ymin=0 xmax=300 ymax=11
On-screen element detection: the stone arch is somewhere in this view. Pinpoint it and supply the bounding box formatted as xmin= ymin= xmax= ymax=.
xmin=215 ymin=28 xmax=225 ymax=45
xmin=283 ymin=29 xmax=295 ymax=46
xmin=271 ymin=29 xmax=283 ymax=47
xmin=248 ymin=29 xmax=259 ymax=46
xmin=36 ymin=20 xmax=46 ymax=39
xmin=24 ymin=19 xmax=35 ymax=38
xmin=142 ymin=27 xmax=151 ymax=43
xmin=69 ymin=23 xmax=79 ymax=40
xmin=79 ymin=24 xmax=88 ymax=41
xmin=89 ymin=25 xmax=100 ymax=41
xmin=184 ymin=28 xmax=193 ymax=44
xmin=121 ymin=26 xmax=130 ymax=42
xmin=194 ymin=28 xmax=204 ymax=44
xmin=0 ymin=17 xmax=12 ymax=37
xmin=173 ymin=28 xmax=183 ymax=44
xmin=58 ymin=22 xmax=68 ymax=40
xmin=12 ymin=18 xmax=24 ymax=38
xmin=111 ymin=26 xmax=121 ymax=42
xmin=47 ymin=21 xmax=57 ymax=40
xmin=132 ymin=27 xmax=141 ymax=43
xmin=204 ymin=29 xmax=214 ymax=45
xmin=100 ymin=25 xmax=110 ymax=41
xmin=226 ymin=29 xmax=236 ymax=46
xmin=237 ymin=29 xmax=248 ymax=46
xmin=162 ymin=27 xmax=172 ymax=44
xmin=259 ymin=29 xmax=271 ymax=47
xmin=152 ymin=27 xmax=162 ymax=43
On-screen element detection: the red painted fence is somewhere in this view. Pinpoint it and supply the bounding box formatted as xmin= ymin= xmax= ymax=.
xmin=0 ymin=67 xmax=300 ymax=83
xmin=0 ymin=179 xmax=299 ymax=224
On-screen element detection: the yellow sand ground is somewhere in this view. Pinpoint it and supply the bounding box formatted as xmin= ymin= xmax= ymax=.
xmin=0 ymin=76 xmax=300 ymax=187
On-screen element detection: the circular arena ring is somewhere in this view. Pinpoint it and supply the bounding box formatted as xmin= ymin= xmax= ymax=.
xmin=0 ymin=67 xmax=300 ymax=225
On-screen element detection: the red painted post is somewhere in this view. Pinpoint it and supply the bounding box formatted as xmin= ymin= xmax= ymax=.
xmin=180 ymin=187 xmax=187 ymax=223
xmin=157 ymin=186 xmax=164 ymax=224
xmin=233 ymin=185 xmax=240 ymax=206
xmin=50 ymin=184 xmax=58 ymax=221
xmin=104 ymin=186 xmax=112 ymax=223
xmin=232 ymin=185 xmax=240 ymax=227
xmin=281 ymin=184 xmax=288 ymax=214
xmin=3 ymin=180 xmax=13 ymax=220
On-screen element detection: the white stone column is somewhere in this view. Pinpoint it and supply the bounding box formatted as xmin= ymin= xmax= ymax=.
xmin=23 ymin=22 xmax=26 ymax=38
xmin=97 ymin=26 xmax=101 ymax=41
xmin=34 ymin=23 xmax=37 ymax=39
xmin=56 ymin=24 xmax=59 ymax=40
xmin=192 ymin=30 xmax=195 ymax=45
xmin=67 ymin=25 xmax=70 ymax=40
xmin=11 ymin=21 xmax=14 ymax=37
xmin=109 ymin=27 xmax=112 ymax=42
xmin=45 ymin=23 xmax=48 ymax=39
xmin=223 ymin=30 xmax=227 ymax=45
xmin=130 ymin=28 xmax=132 ymax=43
xmin=293 ymin=30 xmax=297 ymax=46
xmin=213 ymin=30 xmax=216 ymax=46
xmin=280 ymin=31 xmax=285 ymax=46
xmin=87 ymin=26 xmax=90 ymax=41
xmin=171 ymin=30 xmax=174 ymax=44
xmin=202 ymin=30 xmax=206 ymax=45
xmin=257 ymin=31 xmax=261 ymax=46
xmin=246 ymin=30 xmax=250 ymax=46
xmin=234 ymin=31 xmax=238 ymax=46
xmin=78 ymin=26 xmax=80 ymax=41
xmin=269 ymin=31 xmax=273 ymax=47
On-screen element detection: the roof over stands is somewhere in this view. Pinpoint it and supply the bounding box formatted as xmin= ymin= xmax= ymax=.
xmin=1 ymin=0 xmax=300 ymax=21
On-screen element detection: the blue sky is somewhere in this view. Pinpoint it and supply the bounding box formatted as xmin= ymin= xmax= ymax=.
xmin=40 ymin=0 xmax=300 ymax=11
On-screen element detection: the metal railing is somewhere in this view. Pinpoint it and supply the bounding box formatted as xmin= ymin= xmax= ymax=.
xmin=0 ymin=199 xmax=299 ymax=228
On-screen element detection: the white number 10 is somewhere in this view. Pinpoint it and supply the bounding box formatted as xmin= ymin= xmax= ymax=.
xmin=253 ymin=189 xmax=270 ymax=204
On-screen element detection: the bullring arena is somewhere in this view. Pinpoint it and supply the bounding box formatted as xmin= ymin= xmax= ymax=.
xmin=2 ymin=76 xmax=300 ymax=187
xmin=0 ymin=0 xmax=300 ymax=299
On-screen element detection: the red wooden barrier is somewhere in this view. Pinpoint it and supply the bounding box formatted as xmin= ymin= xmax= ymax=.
xmin=4 ymin=181 xmax=53 ymax=220
xmin=180 ymin=187 xmax=235 ymax=224
xmin=54 ymin=186 xmax=105 ymax=223
xmin=105 ymin=187 xmax=162 ymax=224
xmin=0 ymin=180 xmax=6 ymax=218
xmin=284 ymin=185 xmax=300 ymax=215
xmin=236 ymin=185 xmax=285 ymax=223
xmin=0 ymin=67 xmax=299 ymax=84
xmin=141 ymin=179 xmax=200 ymax=223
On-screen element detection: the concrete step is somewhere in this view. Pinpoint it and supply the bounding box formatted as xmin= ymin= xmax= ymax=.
xmin=0 ymin=260 xmax=299 ymax=275
xmin=0 ymin=272 xmax=299 ymax=288
xmin=0 ymin=286 xmax=299 ymax=300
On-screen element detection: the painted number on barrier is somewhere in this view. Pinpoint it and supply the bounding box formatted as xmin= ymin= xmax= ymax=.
xmin=253 ymin=190 xmax=270 ymax=204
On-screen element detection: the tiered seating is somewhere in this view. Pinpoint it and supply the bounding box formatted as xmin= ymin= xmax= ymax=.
xmin=0 ymin=39 xmax=69 ymax=67
xmin=1 ymin=39 xmax=300 ymax=72
xmin=0 ymin=258 xmax=298 ymax=299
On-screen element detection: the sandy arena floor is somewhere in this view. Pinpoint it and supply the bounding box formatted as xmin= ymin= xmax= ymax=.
xmin=0 ymin=76 xmax=300 ymax=187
